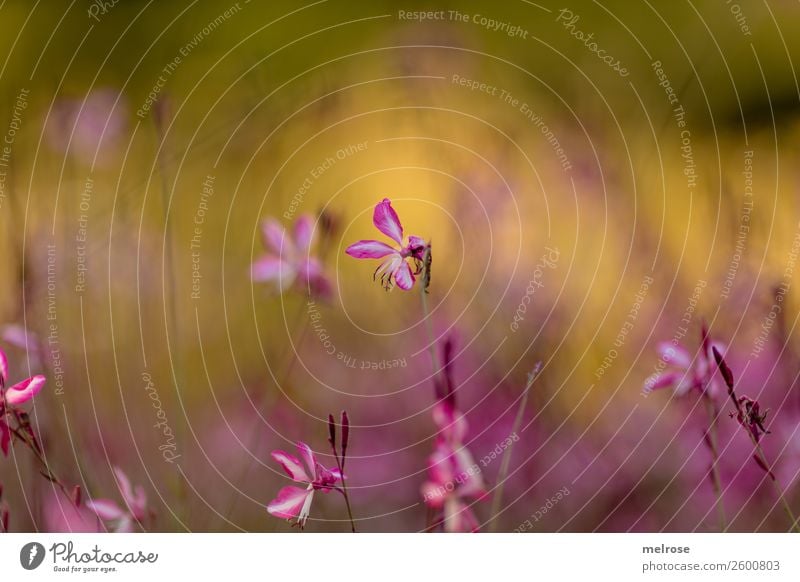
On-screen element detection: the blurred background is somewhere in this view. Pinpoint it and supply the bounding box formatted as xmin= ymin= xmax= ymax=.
xmin=1 ymin=0 xmax=800 ymax=532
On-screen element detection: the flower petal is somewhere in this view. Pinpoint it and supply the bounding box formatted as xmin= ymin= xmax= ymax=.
xmin=444 ymin=498 xmax=479 ymax=532
xmin=294 ymin=215 xmax=314 ymax=252
xmin=406 ymin=235 xmax=427 ymax=260
xmin=267 ymin=486 xmax=310 ymax=520
xmin=644 ymin=372 xmax=680 ymax=392
xmin=4 ymin=375 xmax=45 ymax=406
xmin=428 ymin=447 xmax=455 ymax=486
xmin=113 ymin=467 xmax=134 ymax=505
xmin=432 ymin=402 xmax=468 ymax=443
xmin=296 ymin=442 xmax=317 ymax=478
xmin=251 ymin=257 xmax=296 ymax=287
xmin=345 ymin=240 xmax=396 ymax=259
xmin=271 ymin=450 xmax=310 ymax=482
xmin=657 ymin=342 xmax=691 ymax=369
xmin=0 ymin=347 xmax=7 ymax=384
xmin=261 ymin=218 xmax=291 ymax=256
xmin=421 ymin=481 xmax=447 ymax=508
xmin=372 ymin=198 xmax=404 ymax=244
xmin=299 ymin=259 xmax=332 ymax=300
xmin=114 ymin=516 xmax=135 ymax=533
xmin=393 ymin=260 xmax=415 ymax=290
xmin=1 ymin=324 xmax=39 ymax=353
xmin=86 ymin=499 xmax=125 ymax=521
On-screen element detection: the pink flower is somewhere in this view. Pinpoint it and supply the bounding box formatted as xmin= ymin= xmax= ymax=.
xmin=421 ymin=442 xmax=486 ymax=533
xmin=1 ymin=324 xmax=42 ymax=369
xmin=1 ymin=375 xmax=46 ymax=407
xmin=345 ymin=198 xmax=427 ymax=290
xmin=421 ymin=338 xmax=487 ymax=532
xmin=86 ymin=467 xmax=148 ymax=532
xmin=45 ymin=88 xmax=128 ymax=165
xmin=251 ymin=215 xmax=331 ymax=299
xmin=645 ymin=337 xmax=726 ymax=401
xmin=267 ymin=442 xmax=342 ymax=529
xmin=1 ymin=346 xmax=46 ymax=457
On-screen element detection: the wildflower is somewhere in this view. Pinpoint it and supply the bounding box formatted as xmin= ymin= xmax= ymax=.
xmin=86 ymin=467 xmax=148 ymax=532
xmin=1 ymin=375 xmax=46 ymax=407
xmin=345 ymin=198 xmax=427 ymax=290
xmin=1 ymin=346 xmax=46 ymax=457
xmin=267 ymin=442 xmax=342 ymax=529
xmin=731 ymin=395 xmax=770 ymax=443
xmin=251 ymin=214 xmax=331 ymax=299
xmin=45 ymin=88 xmax=128 ymax=165
xmin=422 ymin=338 xmax=487 ymax=532
xmin=644 ymin=331 xmax=726 ymax=400
xmin=422 ymin=442 xmax=486 ymax=533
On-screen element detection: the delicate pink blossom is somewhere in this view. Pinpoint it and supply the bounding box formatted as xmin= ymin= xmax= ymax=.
xmin=267 ymin=441 xmax=342 ymax=529
xmin=86 ymin=467 xmax=148 ymax=532
xmin=2 ymin=375 xmax=46 ymax=407
xmin=345 ymin=198 xmax=427 ymax=290
xmin=1 ymin=346 xmax=46 ymax=457
xmin=1 ymin=324 xmax=42 ymax=368
xmin=422 ymin=441 xmax=486 ymax=532
xmin=421 ymin=338 xmax=487 ymax=532
xmin=251 ymin=215 xmax=331 ymax=299
xmin=645 ymin=337 xmax=726 ymax=400
xmin=45 ymin=88 xmax=128 ymax=165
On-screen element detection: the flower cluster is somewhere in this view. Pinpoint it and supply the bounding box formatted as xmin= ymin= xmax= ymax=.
xmin=421 ymin=338 xmax=487 ymax=532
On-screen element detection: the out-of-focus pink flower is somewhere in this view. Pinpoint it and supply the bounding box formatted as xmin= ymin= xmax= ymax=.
xmin=45 ymin=88 xmax=128 ymax=164
xmin=421 ymin=338 xmax=487 ymax=532
xmin=42 ymin=491 xmax=100 ymax=533
xmin=86 ymin=467 xmax=148 ymax=532
xmin=267 ymin=441 xmax=342 ymax=529
xmin=1 ymin=324 xmax=42 ymax=369
xmin=345 ymin=198 xmax=427 ymax=291
xmin=645 ymin=336 xmax=726 ymax=401
xmin=251 ymin=215 xmax=331 ymax=299
xmin=422 ymin=441 xmax=486 ymax=532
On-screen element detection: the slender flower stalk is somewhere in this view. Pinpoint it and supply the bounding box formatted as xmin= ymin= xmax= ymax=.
xmin=712 ymin=347 xmax=800 ymax=532
xmin=0 ymin=483 xmax=9 ymax=532
xmin=702 ymin=396 xmax=727 ymax=531
xmin=221 ymin=298 xmax=311 ymax=525
xmin=490 ymin=363 xmax=541 ymax=531
xmin=646 ymin=326 xmax=728 ymax=530
xmin=419 ymin=246 xmax=438 ymax=377
xmin=423 ymin=339 xmax=487 ymax=532
xmin=328 ymin=411 xmax=356 ymax=532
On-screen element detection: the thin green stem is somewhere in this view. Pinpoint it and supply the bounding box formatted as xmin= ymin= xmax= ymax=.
xmin=220 ymin=298 xmax=309 ymax=525
xmin=333 ymin=454 xmax=356 ymax=533
xmin=489 ymin=364 xmax=540 ymax=532
xmin=703 ymin=396 xmax=727 ymax=531
xmin=751 ymin=439 xmax=799 ymax=532
xmin=151 ymin=115 xmax=190 ymax=526
xmin=419 ymin=247 xmax=438 ymax=376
